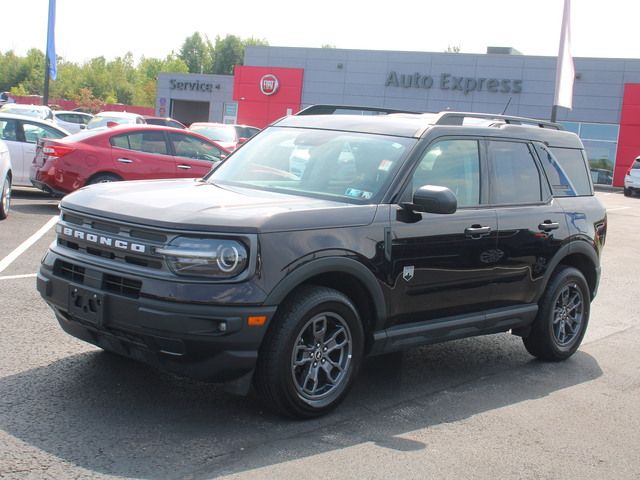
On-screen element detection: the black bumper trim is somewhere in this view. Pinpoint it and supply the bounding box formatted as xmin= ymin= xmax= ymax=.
xmin=38 ymin=268 xmax=277 ymax=383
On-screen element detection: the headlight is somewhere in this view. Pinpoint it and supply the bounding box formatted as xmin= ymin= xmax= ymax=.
xmin=156 ymin=237 xmax=248 ymax=278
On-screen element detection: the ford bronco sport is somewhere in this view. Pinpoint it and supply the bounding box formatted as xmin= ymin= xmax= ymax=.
xmin=37 ymin=106 xmax=606 ymax=418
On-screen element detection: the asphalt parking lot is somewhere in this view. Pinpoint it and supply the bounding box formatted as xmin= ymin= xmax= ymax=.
xmin=1 ymin=187 xmax=639 ymax=480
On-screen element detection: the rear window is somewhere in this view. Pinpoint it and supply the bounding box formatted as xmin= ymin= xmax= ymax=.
xmin=547 ymin=147 xmax=593 ymax=196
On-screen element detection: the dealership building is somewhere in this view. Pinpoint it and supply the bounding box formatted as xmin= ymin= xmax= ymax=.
xmin=156 ymin=46 xmax=640 ymax=186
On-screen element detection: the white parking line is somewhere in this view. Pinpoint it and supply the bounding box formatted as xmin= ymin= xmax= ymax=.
xmin=0 ymin=273 xmax=37 ymax=281
xmin=0 ymin=215 xmax=58 ymax=274
xmin=607 ymin=206 xmax=631 ymax=212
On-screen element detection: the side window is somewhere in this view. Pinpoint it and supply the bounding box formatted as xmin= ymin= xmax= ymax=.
xmin=0 ymin=119 xmax=19 ymax=142
xmin=169 ymin=133 xmax=222 ymax=161
xmin=409 ymin=139 xmax=481 ymax=207
xmin=110 ymin=134 xmax=130 ymax=149
xmin=535 ymin=144 xmax=577 ymax=197
xmin=110 ymin=132 xmax=168 ymax=154
xmin=489 ymin=141 xmax=542 ymax=205
xmin=22 ymin=122 xmax=66 ymax=144
xmin=130 ymin=131 xmax=168 ymax=154
xmin=548 ymin=147 xmax=593 ymax=195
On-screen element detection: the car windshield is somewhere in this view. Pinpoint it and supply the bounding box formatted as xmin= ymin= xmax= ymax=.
xmin=1 ymin=106 xmax=47 ymax=119
xmin=208 ymin=127 xmax=415 ymax=203
xmin=87 ymin=115 xmax=135 ymax=129
xmin=191 ymin=125 xmax=236 ymax=142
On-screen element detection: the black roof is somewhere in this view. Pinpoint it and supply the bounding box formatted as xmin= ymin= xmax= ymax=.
xmin=273 ymin=108 xmax=583 ymax=149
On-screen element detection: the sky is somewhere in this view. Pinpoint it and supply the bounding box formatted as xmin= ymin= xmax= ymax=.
xmin=1 ymin=0 xmax=639 ymax=63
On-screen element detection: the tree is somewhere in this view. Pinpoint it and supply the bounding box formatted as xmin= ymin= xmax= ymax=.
xmin=179 ymin=33 xmax=210 ymax=73
xmin=211 ymin=35 xmax=243 ymax=75
xmin=445 ymin=45 xmax=461 ymax=53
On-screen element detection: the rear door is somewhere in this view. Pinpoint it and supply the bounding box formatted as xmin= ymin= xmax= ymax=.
xmin=0 ymin=118 xmax=24 ymax=184
xmin=488 ymin=139 xmax=569 ymax=307
xmin=168 ymin=132 xmax=225 ymax=178
xmin=109 ymin=130 xmax=176 ymax=180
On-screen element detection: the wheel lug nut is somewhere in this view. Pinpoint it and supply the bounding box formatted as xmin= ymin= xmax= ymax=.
xmin=321 ymin=359 xmax=326 ymax=363
xmin=323 ymin=347 xmax=327 ymax=352
xmin=313 ymin=362 xmax=317 ymax=367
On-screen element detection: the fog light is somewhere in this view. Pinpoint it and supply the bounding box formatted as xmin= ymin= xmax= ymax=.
xmin=219 ymin=321 xmax=227 ymax=332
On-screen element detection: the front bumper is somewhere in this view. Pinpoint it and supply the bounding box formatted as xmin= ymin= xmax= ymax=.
xmin=37 ymin=253 xmax=277 ymax=383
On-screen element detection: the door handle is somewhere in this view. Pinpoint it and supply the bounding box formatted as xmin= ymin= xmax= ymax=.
xmin=464 ymin=225 xmax=492 ymax=238
xmin=538 ymin=220 xmax=560 ymax=231
xmin=177 ymin=165 xmax=192 ymax=169
xmin=117 ymin=158 xmax=133 ymax=164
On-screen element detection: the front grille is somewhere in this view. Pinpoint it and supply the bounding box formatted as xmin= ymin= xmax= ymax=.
xmin=58 ymin=212 xmax=168 ymax=270
xmin=54 ymin=260 xmax=85 ymax=283
xmin=103 ymin=274 xmax=142 ymax=298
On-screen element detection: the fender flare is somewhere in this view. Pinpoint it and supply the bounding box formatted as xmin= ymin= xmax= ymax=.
xmin=264 ymin=257 xmax=387 ymax=328
xmin=535 ymin=240 xmax=599 ymax=302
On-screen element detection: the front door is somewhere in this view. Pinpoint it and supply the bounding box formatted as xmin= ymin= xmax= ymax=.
xmin=388 ymin=138 xmax=499 ymax=325
xmin=168 ymin=132 xmax=225 ymax=178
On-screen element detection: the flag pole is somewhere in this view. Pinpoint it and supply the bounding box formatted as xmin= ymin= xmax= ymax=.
xmin=43 ymin=58 xmax=50 ymax=106
xmin=43 ymin=0 xmax=56 ymax=106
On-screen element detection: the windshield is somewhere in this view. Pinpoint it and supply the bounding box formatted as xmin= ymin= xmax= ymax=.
xmin=1 ymin=105 xmax=48 ymax=119
xmin=208 ymin=127 xmax=415 ymax=203
xmin=87 ymin=115 xmax=136 ymax=129
xmin=191 ymin=125 xmax=236 ymax=143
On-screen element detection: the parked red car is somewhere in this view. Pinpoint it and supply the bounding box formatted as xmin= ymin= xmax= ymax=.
xmin=30 ymin=125 xmax=229 ymax=195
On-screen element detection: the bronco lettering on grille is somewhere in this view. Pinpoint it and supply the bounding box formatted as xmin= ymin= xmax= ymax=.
xmin=61 ymin=227 xmax=147 ymax=253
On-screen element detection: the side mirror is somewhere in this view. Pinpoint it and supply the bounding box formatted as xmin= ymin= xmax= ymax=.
xmin=237 ymin=137 xmax=248 ymax=144
xmin=106 ymin=121 xmax=119 ymax=128
xmin=404 ymin=185 xmax=457 ymax=214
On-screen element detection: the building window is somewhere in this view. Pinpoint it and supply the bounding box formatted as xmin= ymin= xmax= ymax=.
xmin=560 ymin=121 xmax=619 ymax=186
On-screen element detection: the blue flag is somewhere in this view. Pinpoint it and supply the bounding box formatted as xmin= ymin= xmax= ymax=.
xmin=46 ymin=0 xmax=57 ymax=80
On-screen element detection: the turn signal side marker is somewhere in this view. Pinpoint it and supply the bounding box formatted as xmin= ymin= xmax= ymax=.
xmin=247 ymin=315 xmax=267 ymax=326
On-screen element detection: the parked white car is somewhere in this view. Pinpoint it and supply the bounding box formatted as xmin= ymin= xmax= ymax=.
xmin=0 ymin=139 xmax=11 ymax=219
xmin=53 ymin=111 xmax=93 ymax=134
xmin=0 ymin=113 xmax=69 ymax=187
xmin=0 ymin=103 xmax=54 ymax=122
xmin=624 ymin=156 xmax=640 ymax=197
xmin=86 ymin=111 xmax=146 ymax=130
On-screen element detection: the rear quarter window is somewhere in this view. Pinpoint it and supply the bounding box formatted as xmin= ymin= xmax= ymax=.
xmin=545 ymin=146 xmax=593 ymax=196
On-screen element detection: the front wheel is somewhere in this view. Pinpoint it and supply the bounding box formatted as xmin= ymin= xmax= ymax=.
xmin=624 ymin=187 xmax=632 ymax=197
xmin=0 ymin=176 xmax=11 ymax=220
xmin=254 ymin=285 xmax=364 ymax=418
xmin=523 ymin=266 xmax=590 ymax=361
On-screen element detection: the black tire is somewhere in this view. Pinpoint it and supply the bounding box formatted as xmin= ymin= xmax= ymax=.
xmin=624 ymin=187 xmax=632 ymax=197
xmin=254 ymin=285 xmax=364 ymax=419
xmin=0 ymin=175 xmax=11 ymax=220
xmin=523 ymin=266 xmax=590 ymax=361
xmin=87 ymin=173 xmax=122 ymax=185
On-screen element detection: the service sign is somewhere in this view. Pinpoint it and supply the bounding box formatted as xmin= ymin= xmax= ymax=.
xmin=260 ymin=74 xmax=279 ymax=96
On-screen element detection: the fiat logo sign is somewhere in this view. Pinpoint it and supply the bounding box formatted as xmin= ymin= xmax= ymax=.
xmin=260 ymin=74 xmax=279 ymax=96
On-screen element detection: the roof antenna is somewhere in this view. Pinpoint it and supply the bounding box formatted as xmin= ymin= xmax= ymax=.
xmin=501 ymin=97 xmax=512 ymax=115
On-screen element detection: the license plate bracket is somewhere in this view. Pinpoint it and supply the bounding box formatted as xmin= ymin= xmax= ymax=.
xmin=68 ymin=285 xmax=105 ymax=326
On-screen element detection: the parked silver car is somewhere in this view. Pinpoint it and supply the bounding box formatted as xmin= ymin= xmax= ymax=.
xmin=0 ymin=138 xmax=11 ymax=219
xmin=624 ymin=156 xmax=640 ymax=196
xmin=53 ymin=111 xmax=93 ymax=134
xmin=0 ymin=113 xmax=69 ymax=187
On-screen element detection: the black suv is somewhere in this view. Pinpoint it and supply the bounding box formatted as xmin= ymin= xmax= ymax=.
xmin=37 ymin=107 xmax=606 ymax=418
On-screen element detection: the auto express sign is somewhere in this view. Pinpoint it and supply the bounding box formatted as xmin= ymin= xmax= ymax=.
xmin=385 ymin=71 xmax=523 ymax=95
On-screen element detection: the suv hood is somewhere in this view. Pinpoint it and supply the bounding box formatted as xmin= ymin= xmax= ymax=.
xmin=61 ymin=179 xmax=378 ymax=233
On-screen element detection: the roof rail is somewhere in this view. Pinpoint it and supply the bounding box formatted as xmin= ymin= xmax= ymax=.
xmin=296 ymin=104 xmax=422 ymax=116
xmin=435 ymin=112 xmax=562 ymax=130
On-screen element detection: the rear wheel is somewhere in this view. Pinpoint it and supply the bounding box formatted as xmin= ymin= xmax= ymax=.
xmin=0 ymin=176 xmax=11 ymax=219
xmin=87 ymin=173 xmax=122 ymax=185
xmin=624 ymin=187 xmax=632 ymax=197
xmin=523 ymin=266 xmax=590 ymax=361
xmin=255 ymin=285 xmax=364 ymax=418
